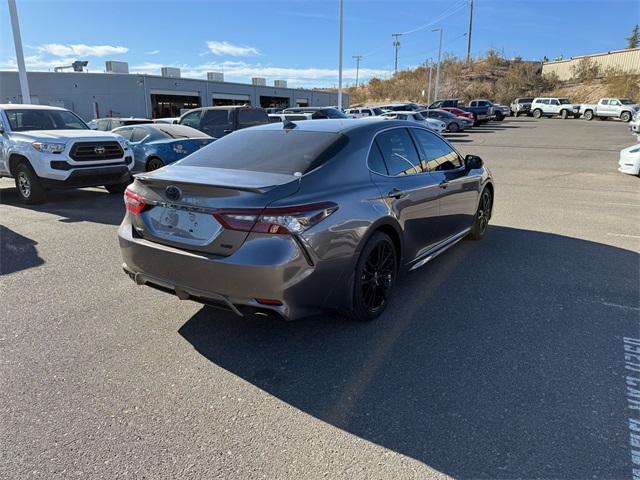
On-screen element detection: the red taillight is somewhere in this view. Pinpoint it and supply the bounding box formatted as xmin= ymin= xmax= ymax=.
xmin=213 ymin=202 xmax=338 ymax=235
xmin=124 ymin=188 xmax=146 ymax=215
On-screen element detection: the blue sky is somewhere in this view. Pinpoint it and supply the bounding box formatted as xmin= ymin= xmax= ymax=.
xmin=1 ymin=0 xmax=638 ymax=88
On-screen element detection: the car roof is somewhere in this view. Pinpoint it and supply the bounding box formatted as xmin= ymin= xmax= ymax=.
xmin=245 ymin=118 xmax=418 ymax=134
xmin=0 ymin=103 xmax=67 ymax=111
xmin=382 ymin=111 xmax=417 ymax=115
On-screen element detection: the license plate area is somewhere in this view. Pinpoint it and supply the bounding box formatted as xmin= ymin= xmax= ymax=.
xmin=144 ymin=205 xmax=222 ymax=246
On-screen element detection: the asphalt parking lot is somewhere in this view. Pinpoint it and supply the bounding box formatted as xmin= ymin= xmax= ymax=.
xmin=1 ymin=117 xmax=638 ymax=479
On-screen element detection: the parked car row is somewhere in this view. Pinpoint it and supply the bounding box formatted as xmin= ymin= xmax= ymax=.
xmin=509 ymin=96 xmax=639 ymax=123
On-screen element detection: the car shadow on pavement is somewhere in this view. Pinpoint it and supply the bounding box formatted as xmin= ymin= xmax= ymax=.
xmin=0 ymin=225 xmax=45 ymax=274
xmin=0 ymin=186 xmax=124 ymax=225
xmin=179 ymin=226 xmax=638 ymax=479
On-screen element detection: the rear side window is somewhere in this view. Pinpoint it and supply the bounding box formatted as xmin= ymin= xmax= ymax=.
xmin=601 ymin=99 xmax=609 ymax=105
xmin=202 ymin=110 xmax=230 ymax=128
xmin=114 ymin=127 xmax=134 ymax=140
xmin=130 ymin=128 xmax=148 ymax=142
xmin=238 ymin=109 xmax=268 ymax=128
xmin=179 ymin=130 xmax=348 ymax=175
xmin=367 ymin=143 xmax=388 ymax=175
xmin=374 ymin=128 xmax=421 ymax=176
xmin=411 ymin=128 xmax=462 ymax=172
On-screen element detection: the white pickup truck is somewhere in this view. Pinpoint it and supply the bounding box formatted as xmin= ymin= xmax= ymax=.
xmin=580 ymin=98 xmax=639 ymax=122
xmin=0 ymin=104 xmax=134 ymax=204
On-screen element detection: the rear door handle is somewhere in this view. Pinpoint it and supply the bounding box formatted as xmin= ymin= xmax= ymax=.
xmin=387 ymin=187 xmax=407 ymax=199
xmin=439 ymin=180 xmax=449 ymax=189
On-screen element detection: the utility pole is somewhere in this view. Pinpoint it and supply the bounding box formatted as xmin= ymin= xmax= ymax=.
xmin=427 ymin=60 xmax=434 ymax=105
xmin=352 ymin=55 xmax=363 ymax=88
xmin=392 ymin=33 xmax=402 ymax=74
xmin=432 ymin=28 xmax=443 ymax=101
xmin=466 ymin=0 xmax=474 ymax=63
xmin=337 ymin=0 xmax=344 ymax=109
xmin=7 ymin=0 xmax=31 ymax=103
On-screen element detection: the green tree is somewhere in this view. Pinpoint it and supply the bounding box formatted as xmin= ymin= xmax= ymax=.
xmin=627 ymin=24 xmax=639 ymax=49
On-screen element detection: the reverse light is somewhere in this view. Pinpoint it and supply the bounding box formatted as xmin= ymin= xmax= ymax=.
xmin=32 ymin=142 xmax=66 ymax=153
xmin=213 ymin=202 xmax=338 ymax=235
xmin=124 ymin=188 xmax=146 ymax=215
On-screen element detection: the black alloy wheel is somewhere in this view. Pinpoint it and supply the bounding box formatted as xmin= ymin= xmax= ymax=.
xmin=469 ymin=188 xmax=493 ymax=240
xmin=147 ymin=157 xmax=165 ymax=171
xmin=351 ymin=232 xmax=397 ymax=321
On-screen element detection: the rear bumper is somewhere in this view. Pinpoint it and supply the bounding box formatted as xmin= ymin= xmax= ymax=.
xmin=118 ymin=219 xmax=349 ymax=320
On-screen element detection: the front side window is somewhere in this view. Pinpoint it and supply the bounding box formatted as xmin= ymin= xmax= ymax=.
xmin=551 ymin=100 xmax=560 ymax=106
xmin=180 ymin=111 xmax=201 ymax=129
xmin=411 ymin=128 xmax=462 ymax=172
xmin=6 ymin=109 xmax=88 ymax=131
xmin=601 ymin=100 xmax=609 ymax=105
xmin=374 ymin=128 xmax=421 ymax=176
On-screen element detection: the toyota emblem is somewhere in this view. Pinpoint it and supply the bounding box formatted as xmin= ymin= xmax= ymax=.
xmin=165 ymin=185 xmax=182 ymax=201
xmin=94 ymin=145 xmax=106 ymax=155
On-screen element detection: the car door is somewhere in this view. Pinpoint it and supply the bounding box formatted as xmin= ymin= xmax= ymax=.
xmin=549 ymin=99 xmax=561 ymax=115
xmin=0 ymin=113 xmax=9 ymax=174
xmin=368 ymin=127 xmax=444 ymax=264
xmin=606 ymin=99 xmax=619 ymax=117
xmin=410 ymin=127 xmax=480 ymax=240
xmin=200 ymin=109 xmax=231 ymax=137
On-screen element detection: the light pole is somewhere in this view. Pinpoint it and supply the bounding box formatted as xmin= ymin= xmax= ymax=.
xmin=7 ymin=0 xmax=31 ymax=103
xmin=337 ymin=0 xmax=344 ymax=109
xmin=352 ymin=55 xmax=362 ymax=88
xmin=427 ymin=60 xmax=434 ymax=105
xmin=467 ymin=0 xmax=474 ymax=63
xmin=432 ymin=28 xmax=443 ymax=101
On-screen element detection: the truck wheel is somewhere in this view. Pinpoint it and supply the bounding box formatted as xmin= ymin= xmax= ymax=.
xmin=14 ymin=162 xmax=46 ymax=205
xmin=583 ymin=110 xmax=594 ymax=121
xmin=533 ymin=109 xmax=542 ymax=119
xmin=621 ymin=111 xmax=632 ymax=122
xmin=560 ymin=109 xmax=569 ymax=119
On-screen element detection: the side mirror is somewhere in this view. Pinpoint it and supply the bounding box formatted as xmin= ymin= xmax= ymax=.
xmin=465 ymin=154 xmax=484 ymax=170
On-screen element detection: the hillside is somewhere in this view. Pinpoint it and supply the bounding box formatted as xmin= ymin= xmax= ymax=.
xmin=345 ymin=51 xmax=638 ymax=106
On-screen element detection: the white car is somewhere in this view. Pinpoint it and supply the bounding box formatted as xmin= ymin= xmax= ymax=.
xmin=0 ymin=104 xmax=133 ymax=204
xmin=379 ymin=111 xmax=446 ymax=133
xmin=531 ymin=97 xmax=580 ymax=119
xmin=618 ymin=144 xmax=640 ymax=176
xmin=344 ymin=107 xmax=384 ymax=118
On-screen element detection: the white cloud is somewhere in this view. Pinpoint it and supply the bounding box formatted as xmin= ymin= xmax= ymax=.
xmin=146 ymin=50 xmax=160 ymax=55
xmin=129 ymin=60 xmax=391 ymax=87
xmin=206 ymin=41 xmax=260 ymax=57
xmin=37 ymin=43 xmax=128 ymax=57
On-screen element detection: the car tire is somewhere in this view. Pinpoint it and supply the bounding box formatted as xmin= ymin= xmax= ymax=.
xmin=146 ymin=157 xmax=165 ymax=171
xmin=349 ymin=231 xmax=397 ymax=321
xmin=105 ymin=181 xmax=130 ymax=194
xmin=448 ymin=122 xmax=460 ymax=133
xmin=472 ymin=114 xmax=479 ymax=127
xmin=495 ymin=113 xmax=504 ymax=121
xmin=560 ymin=109 xmax=569 ymax=119
xmin=533 ymin=109 xmax=542 ymax=119
xmin=468 ymin=188 xmax=492 ymax=241
xmin=14 ymin=162 xmax=46 ymax=205
xmin=621 ymin=111 xmax=632 ymax=123
xmin=584 ymin=110 xmax=594 ymax=121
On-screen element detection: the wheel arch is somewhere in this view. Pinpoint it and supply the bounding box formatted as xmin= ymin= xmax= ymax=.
xmin=145 ymin=155 xmax=164 ymax=171
xmin=8 ymin=153 xmax=31 ymax=176
xmin=357 ymin=217 xmax=404 ymax=266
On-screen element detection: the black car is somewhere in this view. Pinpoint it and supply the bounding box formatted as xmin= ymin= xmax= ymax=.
xmin=178 ymin=106 xmax=269 ymax=138
xmin=282 ymin=107 xmax=349 ymax=119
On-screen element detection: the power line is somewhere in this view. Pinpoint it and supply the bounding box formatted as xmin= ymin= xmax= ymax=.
xmin=401 ymin=0 xmax=467 ymax=35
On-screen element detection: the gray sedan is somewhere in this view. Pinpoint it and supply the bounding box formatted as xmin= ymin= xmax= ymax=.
xmin=119 ymin=120 xmax=494 ymax=321
xmin=420 ymin=109 xmax=474 ymax=132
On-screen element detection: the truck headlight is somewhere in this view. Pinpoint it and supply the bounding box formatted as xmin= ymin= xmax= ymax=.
xmin=32 ymin=142 xmax=66 ymax=153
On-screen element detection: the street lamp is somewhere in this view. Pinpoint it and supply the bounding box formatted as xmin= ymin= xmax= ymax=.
xmin=432 ymin=28 xmax=443 ymax=101
xmin=337 ymin=0 xmax=344 ymax=109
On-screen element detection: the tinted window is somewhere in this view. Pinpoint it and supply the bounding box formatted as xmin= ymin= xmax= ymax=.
xmin=311 ymin=111 xmax=329 ymax=119
xmin=152 ymin=124 xmax=209 ymax=139
xmin=601 ymin=99 xmax=609 ymax=105
xmin=411 ymin=128 xmax=462 ymax=172
xmin=238 ymin=109 xmax=268 ymax=128
xmin=96 ymin=119 xmax=111 ymax=131
xmin=559 ymin=99 xmax=571 ymax=104
xmin=201 ymin=110 xmax=230 ymax=128
xmin=323 ymin=108 xmax=348 ymax=119
xmin=179 ymin=130 xmax=347 ymax=175
xmin=284 ymin=115 xmax=308 ymax=121
xmin=122 ymin=119 xmax=153 ymax=126
xmin=620 ymin=99 xmax=635 ymax=105
xmin=130 ymin=127 xmax=148 ymax=143
xmin=542 ymin=99 xmax=550 ymax=105
xmin=374 ymin=128 xmax=421 ymax=176
xmin=180 ymin=111 xmax=201 ymax=129
xmin=6 ymin=109 xmax=88 ymax=131
xmin=367 ymin=143 xmax=388 ymax=175
xmin=268 ymin=116 xmax=282 ymax=123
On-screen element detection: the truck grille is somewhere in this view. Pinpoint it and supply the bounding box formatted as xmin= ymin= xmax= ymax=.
xmin=69 ymin=142 xmax=123 ymax=161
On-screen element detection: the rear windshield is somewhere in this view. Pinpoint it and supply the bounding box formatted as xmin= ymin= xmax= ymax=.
xmin=559 ymin=98 xmax=572 ymax=104
xmin=152 ymin=124 xmax=210 ymax=139
xmin=518 ymin=98 xmax=533 ymax=103
xmin=620 ymin=99 xmax=635 ymax=105
xmin=178 ymin=129 xmax=348 ymax=175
